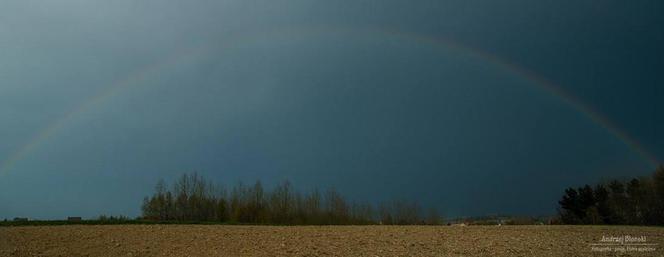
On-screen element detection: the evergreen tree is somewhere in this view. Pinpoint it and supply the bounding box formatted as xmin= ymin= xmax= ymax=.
xmin=594 ymin=184 xmax=611 ymax=224
xmin=558 ymin=187 xmax=581 ymax=224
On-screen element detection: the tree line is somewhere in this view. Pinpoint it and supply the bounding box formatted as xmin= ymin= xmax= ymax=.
xmin=141 ymin=173 xmax=443 ymax=225
xmin=557 ymin=166 xmax=664 ymax=225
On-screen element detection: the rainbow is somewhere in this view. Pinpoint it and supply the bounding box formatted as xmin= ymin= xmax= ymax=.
xmin=0 ymin=42 xmax=216 ymax=175
xmin=1 ymin=26 xmax=658 ymax=175
xmin=368 ymin=28 xmax=660 ymax=168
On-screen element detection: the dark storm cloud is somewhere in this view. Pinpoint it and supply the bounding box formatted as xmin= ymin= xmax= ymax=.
xmin=1 ymin=0 xmax=662 ymax=219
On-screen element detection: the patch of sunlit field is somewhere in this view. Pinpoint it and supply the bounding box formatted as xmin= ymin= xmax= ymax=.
xmin=1 ymin=225 xmax=663 ymax=256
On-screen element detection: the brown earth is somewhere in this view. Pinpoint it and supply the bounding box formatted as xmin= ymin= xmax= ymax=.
xmin=1 ymin=225 xmax=663 ymax=257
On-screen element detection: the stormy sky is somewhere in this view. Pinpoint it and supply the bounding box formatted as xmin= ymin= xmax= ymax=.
xmin=1 ymin=0 xmax=662 ymax=219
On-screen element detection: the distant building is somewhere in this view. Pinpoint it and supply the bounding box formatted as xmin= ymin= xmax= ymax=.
xmin=67 ymin=217 xmax=82 ymax=222
xmin=13 ymin=217 xmax=28 ymax=222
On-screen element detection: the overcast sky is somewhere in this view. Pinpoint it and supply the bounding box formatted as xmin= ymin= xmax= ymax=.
xmin=1 ymin=0 xmax=662 ymax=219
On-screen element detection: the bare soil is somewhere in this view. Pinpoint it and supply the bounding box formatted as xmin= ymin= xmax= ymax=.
xmin=1 ymin=225 xmax=663 ymax=256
